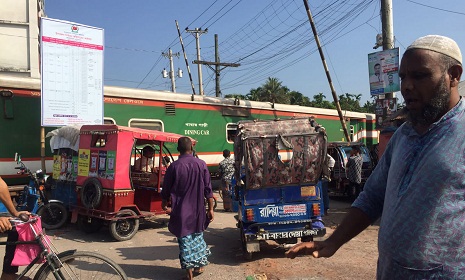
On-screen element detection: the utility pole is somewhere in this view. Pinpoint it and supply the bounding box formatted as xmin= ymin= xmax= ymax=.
xmin=176 ymin=20 xmax=196 ymax=95
xmin=194 ymin=34 xmax=240 ymax=97
xmin=302 ymin=0 xmax=350 ymax=142
xmin=381 ymin=0 xmax=395 ymax=100
xmin=162 ymin=48 xmax=180 ymax=92
xmin=186 ymin=27 xmax=208 ymax=95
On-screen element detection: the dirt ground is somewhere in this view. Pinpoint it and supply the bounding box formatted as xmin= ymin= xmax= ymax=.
xmin=0 ymin=195 xmax=379 ymax=280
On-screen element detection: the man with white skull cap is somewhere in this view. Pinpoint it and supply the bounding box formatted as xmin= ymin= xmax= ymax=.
xmin=286 ymin=35 xmax=464 ymax=279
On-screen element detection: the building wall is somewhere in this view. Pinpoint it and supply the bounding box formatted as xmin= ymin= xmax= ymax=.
xmin=0 ymin=0 xmax=44 ymax=78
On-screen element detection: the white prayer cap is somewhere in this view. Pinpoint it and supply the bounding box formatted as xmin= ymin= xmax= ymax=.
xmin=406 ymin=35 xmax=462 ymax=64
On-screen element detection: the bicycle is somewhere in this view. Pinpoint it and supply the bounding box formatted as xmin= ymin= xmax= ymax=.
xmin=2 ymin=214 xmax=128 ymax=280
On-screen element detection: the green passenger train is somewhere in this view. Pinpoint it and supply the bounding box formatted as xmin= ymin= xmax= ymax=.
xmin=0 ymin=74 xmax=378 ymax=185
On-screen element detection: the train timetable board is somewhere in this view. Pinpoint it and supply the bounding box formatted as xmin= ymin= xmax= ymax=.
xmin=40 ymin=17 xmax=104 ymax=127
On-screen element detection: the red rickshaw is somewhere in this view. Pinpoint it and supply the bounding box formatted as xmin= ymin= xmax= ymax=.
xmin=72 ymin=124 xmax=192 ymax=241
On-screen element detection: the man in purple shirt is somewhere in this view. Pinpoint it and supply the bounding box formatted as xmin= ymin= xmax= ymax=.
xmin=161 ymin=137 xmax=214 ymax=280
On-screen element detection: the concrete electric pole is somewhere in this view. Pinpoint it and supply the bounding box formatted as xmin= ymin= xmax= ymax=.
xmin=194 ymin=34 xmax=240 ymax=97
xmin=381 ymin=0 xmax=395 ymax=100
xmin=186 ymin=27 xmax=208 ymax=95
xmin=162 ymin=48 xmax=180 ymax=92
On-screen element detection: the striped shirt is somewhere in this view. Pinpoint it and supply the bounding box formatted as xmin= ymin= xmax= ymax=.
xmin=346 ymin=154 xmax=362 ymax=184
xmin=353 ymin=98 xmax=465 ymax=279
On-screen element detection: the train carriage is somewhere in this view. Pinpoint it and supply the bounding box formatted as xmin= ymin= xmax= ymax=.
xmin=0 ymin=74 xmax=378 ymax=185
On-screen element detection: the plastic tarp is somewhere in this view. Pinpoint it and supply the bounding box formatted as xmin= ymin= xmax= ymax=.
xmin=46 ymin=125 xmax=82 ymax=152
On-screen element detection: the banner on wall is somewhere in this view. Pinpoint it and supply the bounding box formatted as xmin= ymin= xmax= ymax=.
xmin=375 ymin=97 xmax=397 ymax=128
xmin=368 ymin=48 xmax=400 ymax=95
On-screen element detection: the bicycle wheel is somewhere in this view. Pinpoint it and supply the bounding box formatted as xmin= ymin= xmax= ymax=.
xmin=34 ymin=250 xmax=127 ymax=280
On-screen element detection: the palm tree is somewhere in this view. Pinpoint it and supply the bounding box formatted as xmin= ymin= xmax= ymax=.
xmin=246 ymin=88 xmax=261 ymax=101
xmin=310 ymin=93 xmax=335 ymax=109
xmin=258 ymin=77 xmax=290 ymax=104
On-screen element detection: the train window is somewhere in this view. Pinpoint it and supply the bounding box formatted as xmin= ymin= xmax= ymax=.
xmin=226 ymin=123 xmax=238 ymax=143
xmin=104 ymin=117 xmax=116 ymax=124
xmin=128 ymin=119 xmax=164 ymax=131
xmin=2 ymin=98 xmax=14 ymax=119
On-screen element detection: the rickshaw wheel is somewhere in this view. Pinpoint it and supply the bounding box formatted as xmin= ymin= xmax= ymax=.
xmin=81 ymin=178 xmax=103 ymax=209
xmin=110 ymin=209 xmax=140 ymax=241
xmin=77 ymin=215 xmax=104 ymax=233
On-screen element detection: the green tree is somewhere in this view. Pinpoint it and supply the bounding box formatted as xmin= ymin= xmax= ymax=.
xmin=233 ymin=78 xmax=376 ymax=114
xmin=337 ymin=93 xmax=362 ymax=112
xmin=309 ymin=93 xmax=335 ymax=109
xmin=361 ymin=96 xmax=377 ymax=113
xmin=247 ymin=77 xmax=290 ymax=104
xmin=245 ymin=88 xmax=261 ymax=101
xmin=289 ymin=91 xmax=311 ymax=106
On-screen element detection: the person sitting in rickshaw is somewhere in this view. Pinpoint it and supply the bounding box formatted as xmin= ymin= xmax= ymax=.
xmin=162 ymin=156 xmax=171 ymax=168
xmin=134 ymin=146 xmax=155 ymax=172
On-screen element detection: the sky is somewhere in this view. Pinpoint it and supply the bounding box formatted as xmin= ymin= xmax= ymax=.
xmin=44 ymin=0 xmax=465 ymax=105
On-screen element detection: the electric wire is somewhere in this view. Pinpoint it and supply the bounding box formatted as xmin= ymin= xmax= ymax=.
xmin=406 ymin=0 xmax=465 ymax=16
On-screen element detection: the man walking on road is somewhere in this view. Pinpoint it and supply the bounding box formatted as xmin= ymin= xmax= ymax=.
xmin=286 ymin=34 xmax=464 ymax=279
xmin=161 ymin=137 xmax=214 ymax=280
xmin=346 ymin=146 xmax=363 ymax=200
xmin=218 ymin=149 xmax=235 ymax=211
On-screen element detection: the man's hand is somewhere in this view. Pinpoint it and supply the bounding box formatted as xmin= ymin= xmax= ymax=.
xmin=15 ymin=211 xmax=30 ymax=218
xmin=285 ymin=240 xmax=339 ymax=259
xmin=161 ymin=199 xmax=171 ymax=214
xmin=206 ymin=197 xmax=215 ymax=222
xmin=207 ymin=208 xmax=214 ymax=223
xmin=0 ymin=217 xmax=12 ymax=233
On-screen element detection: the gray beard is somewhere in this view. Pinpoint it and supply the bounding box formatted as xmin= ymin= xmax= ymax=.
xmin=406 ymin=75 xmax=450 ymax=126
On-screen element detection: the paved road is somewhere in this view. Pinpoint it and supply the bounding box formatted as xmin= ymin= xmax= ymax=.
xmin=0 ymin=195 xmax=377 ymax=280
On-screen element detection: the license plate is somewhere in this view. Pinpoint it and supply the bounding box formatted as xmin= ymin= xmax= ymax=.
xmin=259 ymin=229 xmax=322 ymax=240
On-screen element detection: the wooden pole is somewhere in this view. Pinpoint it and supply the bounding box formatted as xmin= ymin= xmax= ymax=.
xmin=302 ymin=0 xmax=350 ymax=142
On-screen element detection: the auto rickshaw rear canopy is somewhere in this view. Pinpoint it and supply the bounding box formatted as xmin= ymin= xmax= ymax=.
xmin=233 ymin=117 xmax=327 ymax=190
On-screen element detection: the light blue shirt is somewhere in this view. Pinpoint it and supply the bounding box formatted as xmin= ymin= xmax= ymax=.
xmin=353 ymin=98 xmax=465 ymax=279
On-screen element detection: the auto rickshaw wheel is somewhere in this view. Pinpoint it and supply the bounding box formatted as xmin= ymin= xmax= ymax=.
xmin=110 ymin=210 xmax=139 ymax=241
xmin=81 ymin=178 xmax=103 ymax=209
xmin=77 ymin=215 xmax=104 ymax=233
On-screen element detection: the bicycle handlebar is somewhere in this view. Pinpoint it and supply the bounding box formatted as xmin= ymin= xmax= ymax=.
xmin=18 ymin=213 xmax=29 ymax=222
xmin=9 ymin=213 xmax=39 ymax=226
